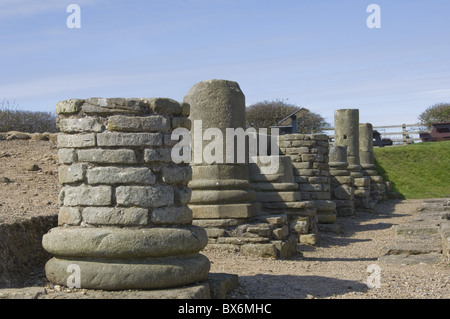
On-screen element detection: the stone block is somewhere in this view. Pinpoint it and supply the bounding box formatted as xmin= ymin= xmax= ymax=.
xmin=56 ymin=99 xmax=84 ymax=115
xmin=58 ymin=207 xmax=81 ymax=226
xmin=291 ymin=140 xmax=317 ymax=147
xmin=174 ymin=188 xmax=192 ymax=205
xmin=334 ymin=185 xmax=353 ymax=200
xmin=82 ymin=207 xmax=148 ymax=226
xmin=58 ymin=163 xmax=87 ymax=184
xmin=58 ymin=149 xmax=78 ymax=164
xmin=354 ymin=177 xmax=370 ymax=187
xmin=116 ymin=185 xmax=174 ymax=208
xmin=299 ymin=234 xmax=317 ymax=245
xmin=290 ymin=218 xmax=309 ymax=234
xmin=284 ymin=147 xmax=309 ymax=155
xmin=299 ymin=184 xmax=323 ymax=192
xmin=272 ymin=225 xmax=289 ymax=239
xmin=311 ymin=192 xmax=331 ymax=200
xmin=241 ymin=244 xmax=277 ymax=258
xmin=77 ymin=149 xmax=137 ymax=164
xmin=147 ymin=98 xmax=183 ymax=115
xmin=161 ymin=166 xmax=192 ymax=184
xmin=87 ymin=166 xmax=155 ymax=185
xmin=144 ymin=148 xmax=172 ymax=163
xmin=255 ymin=191 xmax=301 ymax=203
xmin=171 ymin=117 xmax=191 ymax=129
xmin=107 ymin=115 xmax=170 ymax=132
xmin=191 ymin=203 xmax=260 ymax=219
xmin=150 ymin=206 xmax=193 ymax=225
xmin=57 ymin=134 xmax=96 ymax=148
xmin=96 ymin=132 xmax=162 ymax=147
xmin=59 ymin=117 xmax=104 ymax=133
xmin=62 ymin=185 xmax=112 ymax=206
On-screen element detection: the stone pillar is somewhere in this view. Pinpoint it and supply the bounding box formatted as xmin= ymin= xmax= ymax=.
xmin=185 ymin=79 xmax=260 ymax=224
xmin=334 ymin=109 xmax=362 ymax=178
xmin=359 ymin=123 xmax=387 ymax=203
xmin=329 ymin=145 xmax=355 ymax=217
xmin=359 ymin=123 xmax=377 ymax=176
xmin=279 ymin=134 xmax=337 ymax=235
xmin=42 ymin=97 xmax=210 ymax=290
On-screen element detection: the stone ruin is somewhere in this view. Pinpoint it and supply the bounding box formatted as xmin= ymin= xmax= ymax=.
xmin=41 ymin=78 xmax=391 ymax=292
xmin=43 ymin=97 xmax=209 ymax=290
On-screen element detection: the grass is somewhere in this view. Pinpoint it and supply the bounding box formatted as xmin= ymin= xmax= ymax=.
xmin=373 ymin=140 xmax=450 ymax=199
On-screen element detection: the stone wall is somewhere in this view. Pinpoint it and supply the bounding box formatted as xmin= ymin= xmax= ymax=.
xmin=42 ymin=97 xmax=210 ymax=290
xmin=279 ymin=134 xmax=338 ymax=234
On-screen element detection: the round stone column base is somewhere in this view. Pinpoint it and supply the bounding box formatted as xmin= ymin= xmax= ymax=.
xmin=45 ymin=254 xmax=211 ymax=291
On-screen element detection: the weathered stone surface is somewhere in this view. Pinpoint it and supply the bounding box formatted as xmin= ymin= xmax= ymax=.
xmin=45 ymin=254 xmax=210 ymax=290
xmin=190 ymin=189 xmax=255 ymax=205
xmin=62 ymin=185 xmax=112 ymax=206
xmin=82 ymin=207 xmax=148 ymax=226
xmin=150 ymin=206 xmax=193 ymax=225
xmin=58 ymin=149 xmax=77 ymax=164
xmin=241 ymin=244 xmax=277 ymax=258
xmin=161 ymin=166 xmax=192 ymax=184
xmin=58 ymin=163 xmax=87 ymax=184
xmin=255 ymin=191 xmax=301 ymax=203
xmin=58 ymin=207 xmax=81 ymax=226
xmin=107 ymin=115 xmax=170 ymax=132
xmin=56 ymin=99 xmax=84 ymax=115
xmin=96 ymin=132 xmax=162 ymax=147
xmin=144 ymin=148 xmax=172 ymax=163
xmin=59 ymin=117 xmax=104 ymax=133
xmin=116 ymin=185 xmax=174 ymax=208
xmin=87 ymin=167 xmax=155 ymax=185
xmin=191 ymin=203 xmax=260 ymax=219
xmin=42 ymin=226 xmax=208 ymax=258
xmin=77 ymin=149 xmax=137 ymax=164
xmin=146 ymin=98 xmax=183 ymax=115
xmin=334 ymin=185 xmax=353 ymax=200
xmin=57 ymin=134 xmax=96 ymax=148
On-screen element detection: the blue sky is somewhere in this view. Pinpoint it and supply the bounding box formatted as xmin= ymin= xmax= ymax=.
xmin=1 ymin=0 xmax=449 ymax=126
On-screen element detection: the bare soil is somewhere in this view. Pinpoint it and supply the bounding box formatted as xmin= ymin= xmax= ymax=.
xmin=1 ymin=139 xmax=449 ymax=299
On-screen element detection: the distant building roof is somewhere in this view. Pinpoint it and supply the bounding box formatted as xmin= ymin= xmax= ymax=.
xmin=278 ymin=108 xmax=309 ymax=126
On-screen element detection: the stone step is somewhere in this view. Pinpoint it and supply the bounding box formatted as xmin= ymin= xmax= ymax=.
xmin=385 ymin=235 xmax=442 ymax=255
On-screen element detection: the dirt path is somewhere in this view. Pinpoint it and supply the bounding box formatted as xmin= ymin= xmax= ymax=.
xmin=204 ymin=199 xmax=450 ymax=299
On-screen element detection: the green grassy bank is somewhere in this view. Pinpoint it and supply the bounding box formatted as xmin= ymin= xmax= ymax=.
xmin=373 ymin=141 xmax=450 ymax=199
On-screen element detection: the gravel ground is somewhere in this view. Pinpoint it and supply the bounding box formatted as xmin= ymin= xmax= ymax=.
xmin=1 ymin=139 xmax=450 ymax=299
xmin=204 ymin=199 xmax=450 ymax=299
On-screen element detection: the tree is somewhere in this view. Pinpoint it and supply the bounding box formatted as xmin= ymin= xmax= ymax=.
xmin=418 ymin=103 xmax=450 ymax=130
xmin=246 ymin=99 xmax=331 ymax=134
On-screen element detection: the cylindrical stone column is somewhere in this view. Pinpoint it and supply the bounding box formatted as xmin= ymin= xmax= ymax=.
xmin=334 ymin=109 xmax=362 ymax=178
xmin=42 ymin=97 xmax=210 ymax=290
xmin=185 ymin=79 xmax=260 ymax=222
xmin=329 ymin=145 xmax=355 ymax=217
xmin=359 ymin=123 xmax=378 ymax=176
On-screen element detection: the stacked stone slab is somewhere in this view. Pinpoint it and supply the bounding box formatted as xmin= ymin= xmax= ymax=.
xmin=359 ymin=123 xmax=387 ymax=203
xmin=329 ymin=145 xmax=355 ymax=217
xmin=42 ymin=97 xmax=210 ymax=290
xmin=187 ymin=80 xmax=287 ymax=256
xmin=279 ymin=134 xmax=337 ymax=235
xmin=334 ymin=109 xmax=372 ymax=212
xmin=249 ymin=155 xmax=310 ymax=253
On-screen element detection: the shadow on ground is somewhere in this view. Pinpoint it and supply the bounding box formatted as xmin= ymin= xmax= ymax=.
xmin=237 ymin=274 xmax=368 ymax=299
